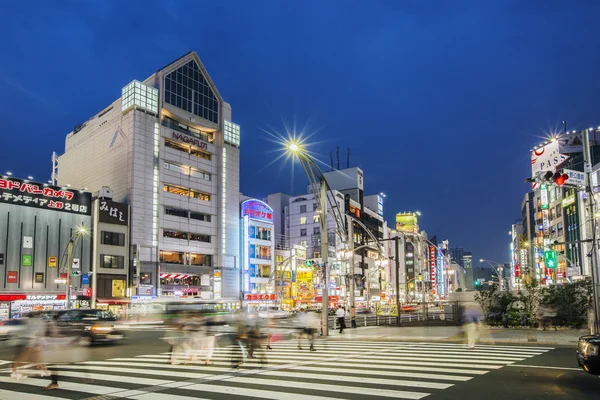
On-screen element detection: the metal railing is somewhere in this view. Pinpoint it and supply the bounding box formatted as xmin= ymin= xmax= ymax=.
xmin=327 ymin=302 xmax=460 ymax=328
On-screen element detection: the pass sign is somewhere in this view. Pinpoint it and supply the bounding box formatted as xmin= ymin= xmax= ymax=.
xmin=544 ymin=250 xmax=557 ymax=269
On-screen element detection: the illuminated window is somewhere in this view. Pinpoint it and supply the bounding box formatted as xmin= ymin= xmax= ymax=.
xmin=163 ymin=230 xmax=187 ymax=240
xmin=100 ymin=255 xmax=125 ymax=269
xmin=190 ymin=233 xmax=211 ymax=243
xmin=163 ymin=184 xmax=210 ymax=202
xmin=300 ymin=216 xmax=307 ymax=225
xmin=164 ymin=161 xmax=210 ymax=180
xmin=160 ymin=251 xmax=184 ymax=264
xmin=164 ymin=60 xmax=219 ymax=123
xmin=189 ymin=253 xmax=212 ymax=266
xmin=164 ymin=138 xmax=212 ymax=160
xmin=224 ymin=120 xmax=240 ymax=147
xmin=122 ymin=80 xmax=158 ymax=115
xmin=313 ymin=215 xmax=320 ymax=223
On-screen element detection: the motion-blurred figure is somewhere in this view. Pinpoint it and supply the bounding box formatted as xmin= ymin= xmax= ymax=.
xmin=10 ymin=312 xmax=50 ymax=380
xmin=537 ymin=303 xmax=557 ymax=331
xmin=462 ymin=302 xmax=483 ymax=350
xmin=297 ymin=309 xmax=319 ymax=351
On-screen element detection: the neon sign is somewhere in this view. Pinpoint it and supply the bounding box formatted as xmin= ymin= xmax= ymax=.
xmin=241 ymin=199 xmax=273 ymax=223
xmin=430 ymin=246 xmax=437 ymax=295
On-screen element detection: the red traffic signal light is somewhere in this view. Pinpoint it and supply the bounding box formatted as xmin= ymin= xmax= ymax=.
xmin=554 ymin=173 xmax=569 ymax=186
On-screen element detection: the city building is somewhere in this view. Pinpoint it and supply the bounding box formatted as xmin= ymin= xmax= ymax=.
xmin=0 ymin=176 xmax=92 ymax=319
xmin=449 ymin=247 xmax=464 ymax=267
xmin=56 ymin=51 xmax=241 ymax=300
xmin=239 ymin=198 xmax=275 ymax=296
xmin=462 ymin=251 xmax=473 ymax=290
xmin=510 ymin=221 xmax=523 ymax=290
xmin=91 ymin=188 xmax=131 ymax=313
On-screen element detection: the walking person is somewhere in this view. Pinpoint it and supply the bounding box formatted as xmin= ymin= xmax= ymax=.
xmin=10 ymin=312 xmax=50 ymax=380
xmin=462 ymin=302 xmax=483 ymax=350
xmin=336 ymin=305 xmax=346 ymax=334
xmin=351 ymin=306 xmax=357 ymax=328
xmin=42 ymin=313 xmax=61 ymax=390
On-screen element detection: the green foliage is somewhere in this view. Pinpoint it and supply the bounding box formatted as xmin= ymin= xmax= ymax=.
xmin=473 ymin=278 xmax=592 ymax=328
xmin=542 ymin=277 xmax=592 ymax=328
xmin=455 ymin=288 xmax=463 ymax=292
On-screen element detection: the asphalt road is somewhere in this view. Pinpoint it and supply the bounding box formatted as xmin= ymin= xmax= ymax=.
xmin=0 ymin=330 xmax=597 ymax=399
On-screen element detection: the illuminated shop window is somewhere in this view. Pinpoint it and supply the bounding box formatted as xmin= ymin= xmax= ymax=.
xmin=122 ymin=80 xmax=158 ymax=114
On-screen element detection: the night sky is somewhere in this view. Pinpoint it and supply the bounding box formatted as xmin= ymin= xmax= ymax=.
xmin=2 ymin=0 xmax=600 ymax=265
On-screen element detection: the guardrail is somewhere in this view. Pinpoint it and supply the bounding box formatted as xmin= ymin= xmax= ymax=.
xmin=327 ymin=302 xmax=460 ymax=328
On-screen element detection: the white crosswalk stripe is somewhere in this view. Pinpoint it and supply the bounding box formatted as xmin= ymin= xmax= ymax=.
xmin=0 ymin=341 xmax=553 ymax=399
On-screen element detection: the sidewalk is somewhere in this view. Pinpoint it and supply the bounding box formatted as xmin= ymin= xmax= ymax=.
xmin=325 ymin=325 xmax=589 ymax=347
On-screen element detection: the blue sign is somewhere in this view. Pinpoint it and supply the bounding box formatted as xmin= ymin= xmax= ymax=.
xmin=81 ymin=274 xmax=89 ymax=285
xmin=292 ymin=270 xmax=297 ymax=282
xmin=241 ymin=199 xmax=274 ymax=223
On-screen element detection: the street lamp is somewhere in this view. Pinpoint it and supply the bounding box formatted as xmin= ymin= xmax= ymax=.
xmin=480 ymin=258 xmax=507 ymax=291
xmin=56 ymin=224 xmax=89 ymax=309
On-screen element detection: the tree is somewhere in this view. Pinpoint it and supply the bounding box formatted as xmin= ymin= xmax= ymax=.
xmin=543 ymin=277 xmax=592 ymax=328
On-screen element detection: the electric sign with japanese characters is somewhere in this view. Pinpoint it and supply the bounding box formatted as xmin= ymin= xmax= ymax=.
xmin=241 ymin=199 xmax=274 ymax=223
xmin=0 ymin=177 xmax=91 ymax=215
xmin=98 ymin=200 xmax=129 ymax=226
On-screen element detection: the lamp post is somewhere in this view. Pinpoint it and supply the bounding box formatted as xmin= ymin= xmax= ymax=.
xmin=480 ymin=259 xmax=507 ymax=291
xmin=57 ymin=224 xmax=88 ymax=309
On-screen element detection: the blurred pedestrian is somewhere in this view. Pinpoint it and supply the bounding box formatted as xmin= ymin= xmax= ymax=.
xmin=42 ymin=313 xmax=60 ymax=390
xmin=537 ymin=303 xmax=557 ymax=331
xmin=462 ymin=302 xmax=483 ymax=350
xmin=297 ymin=309 xmax=316 ymax=351
xmin=10 ymin=312 xmax=50 ymax=380
xmin=351 ymin=306 xmax=357 ymax=328
xmin=336 ymin=305 xmax=346 ymax=334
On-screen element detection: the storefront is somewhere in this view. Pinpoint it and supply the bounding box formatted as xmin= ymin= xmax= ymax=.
xmin=0 ymin=293 xmax=67 ymax=319
xmin=95 ymin=299 xmax=130 ymax=318
xmin=159 ymin=273 xmax=211 ymax=298
xmin=244 ymin=292 xmax=278 ymax=312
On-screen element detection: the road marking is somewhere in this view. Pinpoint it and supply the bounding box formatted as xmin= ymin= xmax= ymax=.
xmin=260 ymin=369 xmax=453 ymax=389
xmin=0 ymin=389 xmax=67 ymax=400
xmin=288 ymin=365 xmax=475 ymax=380
xmin=216 ymin=376 xmax=430 ymax=399
xmin=0 ymin=376 xmax=125 ymax=395
xmin=507 ymin=364 xmax=583 ymax=371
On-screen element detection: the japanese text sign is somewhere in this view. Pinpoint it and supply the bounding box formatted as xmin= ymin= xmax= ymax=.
xmin=98 ymin=200 xmax=129 ymax=226
xmin=241 ymin=199 xmax=274 ymax=223
xmin=0 ymin=177 xmax=91 ymax=215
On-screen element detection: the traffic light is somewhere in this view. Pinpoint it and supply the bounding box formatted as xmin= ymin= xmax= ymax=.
xmin=553 ymin=172 xmax=568 ymax=186
xmin=526 ymin=170 xmax=569 ymax=186
xmin=544 ymin=250 xmax=557 ymax=269
xmin=344 ymin=194 xmax=350 ymax=214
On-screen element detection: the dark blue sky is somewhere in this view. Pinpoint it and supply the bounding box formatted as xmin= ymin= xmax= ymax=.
xmin=2 ymin=0 xmax=600 ymax=264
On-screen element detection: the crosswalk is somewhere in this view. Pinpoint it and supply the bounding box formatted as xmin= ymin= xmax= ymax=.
xmin=0 ymin=340 xmax=553 ymax=400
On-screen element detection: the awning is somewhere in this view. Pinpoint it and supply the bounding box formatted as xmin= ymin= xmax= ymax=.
xmin=159 ymin=273 xmax=190 ymax=279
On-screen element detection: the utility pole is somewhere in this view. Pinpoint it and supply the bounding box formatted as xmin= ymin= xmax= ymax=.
xmin=347 ymin=214 xmax=355 ymax=313
xmin=583 ymin=128 xmax=600 ymax=334
xmin=395 ymin=236 xmax=401 ymax=326
xmin=65 ymin=239 xmax=74 ymax=309
xmin=320 ymin=178 xmax=330 ymax=336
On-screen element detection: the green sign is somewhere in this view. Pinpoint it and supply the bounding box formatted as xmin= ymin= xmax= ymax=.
xmin=540 ymin=184 xmax=549 ymax=210
xmin=544 ymin=250 xmax=557 ymax=269
xmin=22 ymin=254 xmax=32 ymax=267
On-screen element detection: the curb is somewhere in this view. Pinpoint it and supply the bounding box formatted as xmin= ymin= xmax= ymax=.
xmin=321 ymin=336 xmax=576 ymax=348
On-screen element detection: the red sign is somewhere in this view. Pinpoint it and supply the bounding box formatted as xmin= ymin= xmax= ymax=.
xmin=0 ymin=294 xmax=25 ymax=301
xmin=7 ymin=271 xmax=17 ymax=284
xmin=245 ymin=293 xmax=277 ymax=301
xmin=515 ymin=263 xmax=520 ymax=278
xmin=430 ymin=246 xmax=437 ymax=295
xmin=84 ymin=288 xmax=92 ymax=297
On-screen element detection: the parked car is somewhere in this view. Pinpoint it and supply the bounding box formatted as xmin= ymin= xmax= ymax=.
xmin=51 ymin=309 xmax=125 ymax=346
xmin=258 ymin=306 xmax=290 ymax=319
xmin=0 ymin=319 xmax=27 ymax=342
xmin=577 ymin=334 xmax=600 ymax=375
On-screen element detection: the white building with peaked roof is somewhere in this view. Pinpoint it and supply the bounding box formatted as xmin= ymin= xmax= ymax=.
xmin=56 ymin=52 xmax=240 ymax=302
